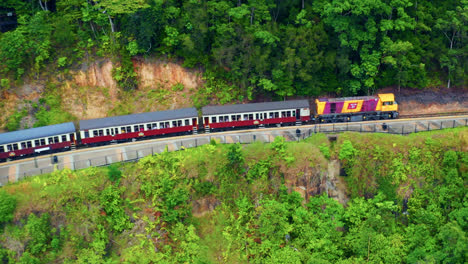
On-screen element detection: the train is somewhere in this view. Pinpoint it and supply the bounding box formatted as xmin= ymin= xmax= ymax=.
xmin=0 ymin=93 xmax=398 ymax=162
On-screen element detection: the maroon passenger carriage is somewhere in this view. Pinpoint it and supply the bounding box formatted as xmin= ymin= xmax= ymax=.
xmin=0 ymin=122 xmax=77 ymax=161
xmin=79 ymin=108 xmax=199 ymax=145
xmin=201 ymin=100 xmax=310 ymax=132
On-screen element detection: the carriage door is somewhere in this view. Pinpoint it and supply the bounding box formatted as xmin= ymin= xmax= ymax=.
xmin=330 ymin=103 xmax=336 ymax=113
xmin=69 ymin=133 xmax=75 ymax=143
xmin=296 ymin=109 xmax=301 ymax=120
xmin=204 ymin=117 xmax=209 ymax=126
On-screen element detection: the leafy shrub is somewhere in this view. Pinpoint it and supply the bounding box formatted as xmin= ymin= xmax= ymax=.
xmin=271 ymin=136 xmax=286 ymax=155
xmin=246 ymin=159 xmax=271 ymax=182
xmin=33 ymin=94 xmax=75 ymax=127
xmin=25 ymin=213 xmax=52 ymax=255
xmin=0 ymin=190 xmax=16 ymax=224
xmin=442 ymin=150 xmax=458 ymax=169
xmin=171 ymin=83 xmax=184 ymax=92
xmin=339 ymin=140 xmax=358 ymax=164
xmin=193 ymin=181 xmax=215 ymax=196
xmin=319 ymin=143 xmax=331 ymax=159
xmin=57 ymin=57 xmax=67 ymax=68
xmin=0 ymin=79 xmax=10 ymax=90
xmin=227 ymin=143 xmax=244 ymax=172
xmin=0 ymin=247 xmax=14 ymax=264
xmin=107 ymin=164 xmax=122 ymax=183
xmin=6 ymin=109 xmax=27 ymax=131
xmin=112 ymin=49 xmax=137 ymax=90
xmin=100 ymin=185 xmax=132 ymax=232
xmin=19 ymin=252 xmax=39 ymax=264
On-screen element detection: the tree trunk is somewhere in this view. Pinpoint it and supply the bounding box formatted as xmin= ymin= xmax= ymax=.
xmin=39 ymin=0 xmax=48 ymax=11
xmin=108 ymin=14 xmax=115 ymax=33
xmin=250 ymin=7 xmax=255 ymax=25
xmin=443 ymin=31 xmax=455 ymax=89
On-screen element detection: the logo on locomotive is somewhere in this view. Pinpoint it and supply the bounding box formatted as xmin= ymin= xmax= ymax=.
xmin=348 ymin=103 xmax=358 ymax=109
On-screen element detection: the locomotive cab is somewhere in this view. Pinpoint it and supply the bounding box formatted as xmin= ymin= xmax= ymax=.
xmin=377 ymin=93 xmax=398 ymax=117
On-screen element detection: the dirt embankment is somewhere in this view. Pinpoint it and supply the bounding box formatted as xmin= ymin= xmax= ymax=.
xmin=0 ymin=58 xmax=204 ymax=131
xmin=379 ymin=87 xmax=468 ymax=116
xmin=62 ymin=58 xmax=203 ymax=120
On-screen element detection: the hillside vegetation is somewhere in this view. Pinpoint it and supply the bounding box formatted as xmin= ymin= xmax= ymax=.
xmin=1 ymin=0 xmax=467 ymax=98
xmin=0 ymin=128 xmax=466 ymax=263
xmin=0 ymin=1 xmax=467 ymax=132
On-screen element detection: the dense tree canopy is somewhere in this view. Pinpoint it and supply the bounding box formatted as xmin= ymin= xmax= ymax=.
xmin=0 ymin=0 xmax=466 ymax=97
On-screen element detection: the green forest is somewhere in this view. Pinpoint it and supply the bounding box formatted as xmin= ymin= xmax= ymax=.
xmin=0 ymin=0 xmax=467 ymax=99
xmin=0 ymin=129 xmax=466 ymax=263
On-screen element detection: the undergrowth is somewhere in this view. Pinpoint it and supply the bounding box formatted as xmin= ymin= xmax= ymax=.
xmin=0 ymin=128 xmax=466 ymax=263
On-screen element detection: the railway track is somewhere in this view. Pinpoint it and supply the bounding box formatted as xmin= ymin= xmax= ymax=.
xmin=1 ymin=114 xmax=467 ymax=184
xmin=399 ymin=111 xmax=468 ymax=119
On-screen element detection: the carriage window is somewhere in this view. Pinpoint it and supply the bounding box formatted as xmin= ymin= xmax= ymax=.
xmin=13 ymin=144 xmax=18 ymax=150
xmin=256 ymin=113 xmax=259 ymax=119
xmin=172 ymin=121 xmax=177 ymax=127
xmin=292 ymin=110 xmax=296 ymax=116
xmin=243 ymin=114 xmax=248 ymax=120
xmin=40 ymin=139 xmax=46 ymax=146
xmin=274 ymin=112 xmax=279 ymax=118
xmin=54 ymin=136 xmax=59 ymax=143
xmin=159 ymin=122 xmax=165 ymax=128
xmin=134 ymin=125 xmax=139 ymax=132
xmin=165 ymin=122 xmax=170 ymax=128
xmin=248 ymin=114 xmax=253 ymax=120
xmin=0 ymin=146 xmax=4 ymax=153
xmin=231 ymin=115 xmax=236 ymax=121
xmin=35 ymin=140 xmax=40 ymax=146
xmin=98 ymin=130 xmax=104 ymax=136
xmin=121 ymin=127 xmax=126 ymax=133
xmin=126 ymin=126 xmax=131 ymax=132
xmin=27 ymin=141 xmax=32 ymax=148
xmin=287 ymin=111 xmax=291 ymax=117
xmin=178 ymin=120 xmax=182 ymax=126
xmin=21 ymin=142 xmax=26 ymax=149
xmin=62 ymin=135 xmax=67 ymax=142
xmin=269 ymin=112 xmax=274 ymax=118
xmin=383 ymin=101 xmax=393 ymax=106
xmin=152 ymin=123 xmax=158 ymax=129
xmin=211 ymin=117 xmax=217 ymax=123
xmin=48 ymin=137 xmax=53 ymax=144
xmin=93 ymin=130 xmax=98 ymax=137
xmin=185 ymin=119 xmax=190 ymax=126
xmin=281 ymin=111 xmax=286 ymax=117
xmin=106 ymin=129 xmax=110 ymax=135
xmin=147 ymin=124 xmax=152 ymax=130
xmin=7 ymin=145 xmax=13 ymax=151
xmin=139 ymin=125 xmax=144 ymax=131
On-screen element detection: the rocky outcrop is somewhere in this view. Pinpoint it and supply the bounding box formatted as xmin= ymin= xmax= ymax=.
xmin=288 ymin=160 xmax=349 ymax=205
